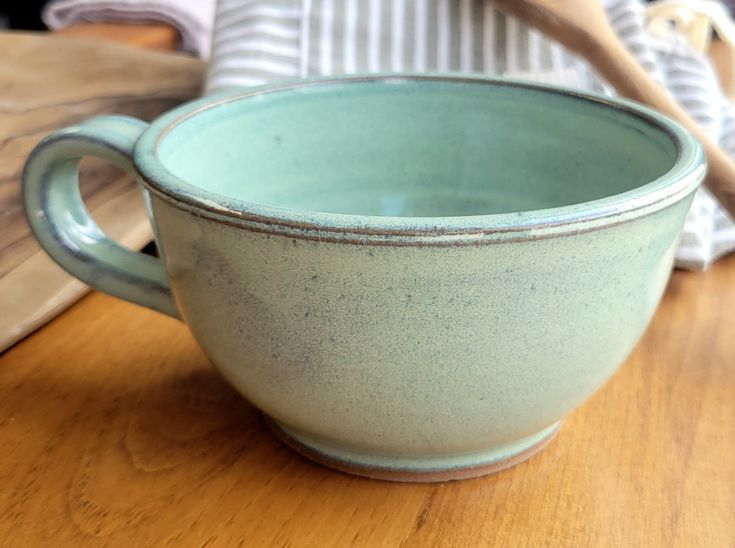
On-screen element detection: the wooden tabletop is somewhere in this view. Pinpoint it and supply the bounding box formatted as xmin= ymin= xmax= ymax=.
xmin=1 ymin=253 xmax=734 ymax=546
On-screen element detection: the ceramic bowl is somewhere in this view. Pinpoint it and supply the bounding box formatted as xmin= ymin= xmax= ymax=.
xmin=23 ymin=76 xmax=705 ymax=481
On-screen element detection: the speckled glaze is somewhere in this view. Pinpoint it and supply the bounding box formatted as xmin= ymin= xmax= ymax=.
xmin=23 ymin=76 xmax=705 ymax=481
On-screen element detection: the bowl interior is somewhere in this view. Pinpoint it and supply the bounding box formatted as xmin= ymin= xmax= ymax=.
xmin=157 ymin=78 xmax=679 ymax=218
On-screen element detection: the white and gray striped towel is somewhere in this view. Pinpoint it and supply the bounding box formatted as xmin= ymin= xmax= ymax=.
xmin=43 ymin=0 xmax=217 ymax=56
xmin=44 ymin=0 xmax=735 ymax=269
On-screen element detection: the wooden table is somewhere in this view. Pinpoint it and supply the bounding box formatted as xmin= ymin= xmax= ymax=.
xmin=2 ymin=33 xmax=735 ymax=548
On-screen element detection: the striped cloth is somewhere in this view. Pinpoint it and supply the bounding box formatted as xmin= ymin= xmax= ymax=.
xmin=206 ymin=0 xmax=600 ymax=91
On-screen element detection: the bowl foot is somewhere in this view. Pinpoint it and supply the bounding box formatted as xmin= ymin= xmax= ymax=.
xmin=265 ymin=418 xmax=561 ymax=482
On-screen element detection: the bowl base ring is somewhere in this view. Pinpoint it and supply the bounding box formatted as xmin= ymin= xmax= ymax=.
xmin=265 ymin=418 xmax=562 ymax=482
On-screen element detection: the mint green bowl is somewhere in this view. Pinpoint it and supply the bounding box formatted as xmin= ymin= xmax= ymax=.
xmin=23 ymin=76 xmax=705 ymax=481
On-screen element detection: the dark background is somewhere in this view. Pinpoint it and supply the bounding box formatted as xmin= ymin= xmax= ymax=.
xmin=3 ymin=1 xmax=55 ymax=30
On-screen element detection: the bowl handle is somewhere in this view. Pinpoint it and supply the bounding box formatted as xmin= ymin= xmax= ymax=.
xmin=22 ymin=115 xmax=181 ymax=319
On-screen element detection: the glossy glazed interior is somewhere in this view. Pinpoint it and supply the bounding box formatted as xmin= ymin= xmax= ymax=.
xmin=158 ymin=79 xmax=679 ymax=217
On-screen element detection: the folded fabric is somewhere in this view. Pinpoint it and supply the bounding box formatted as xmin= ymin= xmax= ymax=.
xmin=42 ymin=0 xmax=216 ymax=57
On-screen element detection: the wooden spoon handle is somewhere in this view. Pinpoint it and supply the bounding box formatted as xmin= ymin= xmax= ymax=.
xmin=591 ymin=29 xmax=735 ymax=217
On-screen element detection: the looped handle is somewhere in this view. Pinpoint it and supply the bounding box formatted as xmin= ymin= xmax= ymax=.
xmin=22 ymin=115 xmax=180 ymax=319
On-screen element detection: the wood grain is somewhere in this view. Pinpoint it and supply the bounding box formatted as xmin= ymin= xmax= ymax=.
xmin=1 ymin=253 xmax=734 ymax=547
xmin=0 ymin=186 xmax=153 ymax=350
xmin=0 ymin=32 xmax=203 ymax=350
xmin=56 ymin=23 xmax=180 ymax=51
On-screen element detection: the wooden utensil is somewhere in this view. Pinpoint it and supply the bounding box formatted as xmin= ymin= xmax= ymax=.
xmin=492 ymin=0 xmax=735 ymax=219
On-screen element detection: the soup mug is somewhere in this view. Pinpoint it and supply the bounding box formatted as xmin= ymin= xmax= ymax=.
xmin=23 ymin=76 xmax=704 ymax=481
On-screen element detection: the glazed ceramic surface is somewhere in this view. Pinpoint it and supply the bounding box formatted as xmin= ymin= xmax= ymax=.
xmin=23 ymin=76 xmax=705 ymax=481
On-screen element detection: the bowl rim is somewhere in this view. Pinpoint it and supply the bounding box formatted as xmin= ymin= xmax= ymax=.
xmin=133 ymin=74 xmax=705 ymax=244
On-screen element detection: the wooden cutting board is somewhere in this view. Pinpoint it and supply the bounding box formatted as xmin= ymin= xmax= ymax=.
xmin=0 ymin=32 xmax=203 ymax=351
